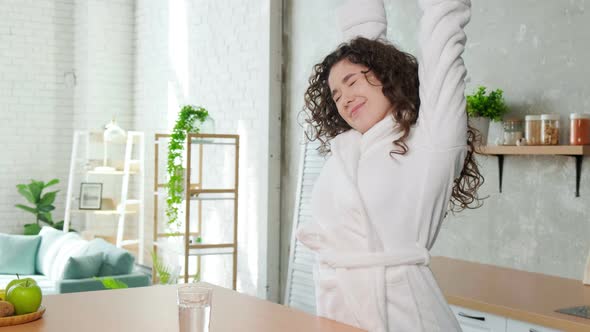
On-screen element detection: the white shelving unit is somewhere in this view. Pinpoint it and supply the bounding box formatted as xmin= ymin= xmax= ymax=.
xmin=64 ymin=130 xmax=146 ymax=264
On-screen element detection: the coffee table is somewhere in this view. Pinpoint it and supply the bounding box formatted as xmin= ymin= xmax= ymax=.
xmin=1 ymin=283 xmax=364 ymax=332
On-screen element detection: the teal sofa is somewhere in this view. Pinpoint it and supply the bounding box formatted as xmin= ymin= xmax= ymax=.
xmin=0 ymin=227 xmax=150 ymax=294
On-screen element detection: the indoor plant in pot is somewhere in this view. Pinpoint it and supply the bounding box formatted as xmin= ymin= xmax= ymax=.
xmin=15 ymin=179 xmax=69 ymax=235
xmin=466 ymin=86 xmax=508 ymax=145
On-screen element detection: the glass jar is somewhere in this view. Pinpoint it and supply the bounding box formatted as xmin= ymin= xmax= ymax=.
xmin=525 ymin=115 xmax=542 ymax=145
xmin=570 ymin=113 xmax=590 ymax=145
xmin=541 ymin=114 xmax=560 ymax=145
xmin=502 ymin=119 xmax=523 ymax=145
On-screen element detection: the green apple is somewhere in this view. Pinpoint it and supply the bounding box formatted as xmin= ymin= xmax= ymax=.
xmin=5 ymin=280 xmax=42 ymax=315
xmin=5 ymin=277 xmax=37 ymax=295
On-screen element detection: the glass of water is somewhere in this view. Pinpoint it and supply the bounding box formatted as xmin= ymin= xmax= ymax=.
xmin=177 ymin=285 xmax=212 ymax=332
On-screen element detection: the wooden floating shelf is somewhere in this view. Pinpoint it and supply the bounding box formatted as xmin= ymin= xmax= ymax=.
xmin=478 ymin=145 xmax=590 ymax=156
xmin=476 ymin=145 xmax=590 ymax=197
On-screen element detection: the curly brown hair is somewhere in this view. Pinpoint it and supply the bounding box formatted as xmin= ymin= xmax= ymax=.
xmin=303 ymin=37 xmax=484 ymax=212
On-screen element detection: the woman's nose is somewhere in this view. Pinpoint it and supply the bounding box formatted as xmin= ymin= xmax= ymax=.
xmin=343 ymin=93 xmax=354 ymax=107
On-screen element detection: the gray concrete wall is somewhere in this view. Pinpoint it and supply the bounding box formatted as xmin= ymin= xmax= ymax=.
xmin=281 ymin=0 xmax=590 ymax=301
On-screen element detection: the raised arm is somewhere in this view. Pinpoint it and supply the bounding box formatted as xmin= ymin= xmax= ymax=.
xmin=336 ymin=0 xmax=387 ymax=41
xmin=418 ymin=0 xmax=471 ymax=148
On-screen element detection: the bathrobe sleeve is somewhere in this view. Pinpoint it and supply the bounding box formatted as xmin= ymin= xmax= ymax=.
xmin=336 ymin=0 xmax=387 ymax=41
xmin=418 ymin=0 xmax=471 ymax=148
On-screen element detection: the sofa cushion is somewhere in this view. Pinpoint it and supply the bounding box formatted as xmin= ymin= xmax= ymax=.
xmin=62 ymin=253 xmax=103 ymax=279
xmin=36 ymin=226 xmax=67 ymax=275
xmin=48 ymin=232 xmax=89 ymax=280
xmin=0 ymin=234 xmax=41 ymax=275
xmin=56 ymin=272 xmax=151 ymax=294
xmin=84 ymin=239 xmax=135 ymax=276
xmin=0 ymin=274 xmax=56 ymax=295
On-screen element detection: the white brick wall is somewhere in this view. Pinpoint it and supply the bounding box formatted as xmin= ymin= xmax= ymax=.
xmin=0 ymin=0 xmax=134 ymax=234
xmin=74 ymin=0 xmax=135 ymax=130
xmin=1 ymin=0 xmax=279 ymax=299
xmin=135 ymin=0 xmax=277 ymax=297
xmin=71 ymin=0 xmax=135 ymax=237
xmin=0 ymin=0 xmax=75 ymax=234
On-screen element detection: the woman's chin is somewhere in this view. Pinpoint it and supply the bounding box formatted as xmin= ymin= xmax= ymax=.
xmin=355 ymin=123 xmax=370 ymax=134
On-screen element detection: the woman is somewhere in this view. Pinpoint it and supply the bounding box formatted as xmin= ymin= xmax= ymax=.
xmin=296 ymin=0 xmax=483 ymax=331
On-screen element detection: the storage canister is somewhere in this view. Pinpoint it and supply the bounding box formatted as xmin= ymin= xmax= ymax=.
xmin=570 ymin=113 xmax=590 ymax=145
xmin=502 ymin=119 xmax=523 ymax=145
xmin=541 ymin=114 xmax=560 ymax=145
xmin=525 ymin=115 xmax=541 ymax=145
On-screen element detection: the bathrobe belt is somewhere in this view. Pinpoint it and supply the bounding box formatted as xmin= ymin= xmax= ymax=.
xmin=316 ymin=244 xmax=431 ymax=331
xmin=318 ymin=244 xmax=431 ymax=269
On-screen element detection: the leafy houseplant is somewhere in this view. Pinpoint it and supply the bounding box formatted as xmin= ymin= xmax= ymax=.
xmin=167 ymin=105 xmax=209 ymax=227
xmin=151 ymin=250 xmax=171 ymax=284
xmin=466 ymin=86 xmax=508 ymax=122
xmin=151 ymin=250 xmax=181 ymax=284
xmin=15 ymin=179 xmax=67 ymax=235
xmin=466 ymin=86 xmax=509 ymax=145
xmin=94 ymin=277 xmax=128 ymax=289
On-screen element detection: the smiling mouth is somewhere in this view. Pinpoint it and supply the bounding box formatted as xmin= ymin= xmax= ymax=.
xmin=350 ymin=102 xmax=365 ymax=117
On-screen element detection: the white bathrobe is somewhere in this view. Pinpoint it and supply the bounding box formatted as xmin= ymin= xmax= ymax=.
xmin=296 ymin=0 xmax=471 ymax=331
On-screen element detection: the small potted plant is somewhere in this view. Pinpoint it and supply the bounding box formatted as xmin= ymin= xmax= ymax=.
xmin=466 ymin=86 xmax=509 ymax=145
xmin=15 ymin=179 xmax=69 ymax=235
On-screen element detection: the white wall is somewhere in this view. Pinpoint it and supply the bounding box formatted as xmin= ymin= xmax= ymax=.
xmin=0 ymin=0 xmax=75 ymax=233
xmin=0 ymin=0 xmax=135 ymax=234
xmin=73 ymin=0 xmax=135 ymax=131
xmin=281 ymin=0 xmax=342 ymax=303
xmin=1 ymin=0 xmax=280 ymax=299
xmin=134 ymin=0 xmax=280 ymax=298
xmin=70 ymin=0 xmax=136 ymax=237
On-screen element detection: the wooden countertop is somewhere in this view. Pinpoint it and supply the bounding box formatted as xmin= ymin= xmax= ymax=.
xmin=4 ymin=258 xmax=588 ymax=331
xmin=2 ymin=283 xmax=363 ymax=332
xmin=431 ymin=256 xmax=590 ymax=332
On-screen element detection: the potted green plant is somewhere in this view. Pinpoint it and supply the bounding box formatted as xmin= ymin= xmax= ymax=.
xmin=15 ymin=179 xmax=69 ymax=235
xmin=466 ymin=86 xmax=509 ymax=145
xmin=150 ymin=250 xmax=181 ymax=284
xmin=166 ymin=105 xmax=209 ymax=227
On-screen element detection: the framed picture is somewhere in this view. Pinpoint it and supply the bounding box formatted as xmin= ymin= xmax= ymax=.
xmin=79 ymin=182 xmax=103 ymax=210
